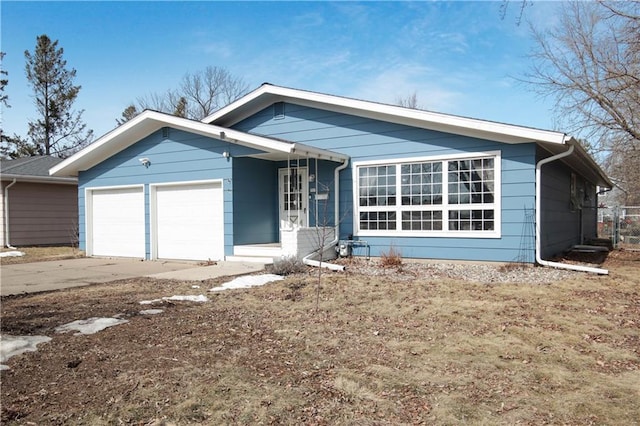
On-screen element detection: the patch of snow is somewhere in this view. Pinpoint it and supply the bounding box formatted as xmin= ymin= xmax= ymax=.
xmin=0 ymin=335 xmax=52 ymax=370
xmin=0 ymin=251 xmax=25 ymax=258
xmin=55 ymin=317 xmax=129 ymax=335
xmin=209 ymin=274 xmax=284 ymax=292
xmin=164 ymin=295 xmax=209 ymax=302
xmin=191 ymin=285 xmax=200 ymax=289
xmin=140 ymin=309 xmax=164 ymax=315
xmin=139 ymin=294 xmax=209 ymax=305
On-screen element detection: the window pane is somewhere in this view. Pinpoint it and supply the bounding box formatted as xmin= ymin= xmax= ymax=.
xmin=448 ymin=157 xmax=495 ymax=206
xmin=448 ymin=209 xmax=495 ymax=232
xmin=400 ymin=160 xmax=443 ymax=206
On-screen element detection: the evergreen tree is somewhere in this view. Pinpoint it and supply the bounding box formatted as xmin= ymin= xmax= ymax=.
xmin=116 ymin=104 xmax=139 ymax=125
xmin=0 ymin=52 xmax=8 ymax=108
xmin=23 ymin=35 xmax=93 ymax=157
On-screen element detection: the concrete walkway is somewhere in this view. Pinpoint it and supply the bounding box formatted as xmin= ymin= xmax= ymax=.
xmin=0 ymin=257 xmax=265 ymax=296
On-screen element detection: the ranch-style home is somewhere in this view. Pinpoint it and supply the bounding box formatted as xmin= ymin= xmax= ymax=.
xmin=50 ymin=83 xmax=611 ymax=268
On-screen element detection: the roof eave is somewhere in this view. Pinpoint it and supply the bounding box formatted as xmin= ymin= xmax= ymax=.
xmin=50 ymin=110 xmax=348 ymax=177
xmin=204 ymin=84 xmax=569 ymax=146
xmin=566 ymin=138 xmax=613 ymax=188
xmin=1 ymin=174 xmax=78 ymax=184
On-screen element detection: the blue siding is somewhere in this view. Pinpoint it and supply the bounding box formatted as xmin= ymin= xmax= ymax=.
xmin=233 ymin=157 xmax=278 ymax=244
xmin=234 ymin=103 xmax=538 ymax=263
xmin=308 ymin=160 xmax=340 ymax=228
xmin=79 ymin=128 xmax=239 ymax=258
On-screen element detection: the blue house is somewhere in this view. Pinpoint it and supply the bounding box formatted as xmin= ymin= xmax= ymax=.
xmin=50 ymin=84 xmax=611 ymax=268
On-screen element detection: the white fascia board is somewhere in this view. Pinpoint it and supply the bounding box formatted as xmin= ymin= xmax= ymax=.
xmin=50 ymin=110 xmax=347 ymax=177
xmin=290 ymin=143 xmax=349 ymax=163
xmin=202 ymin=85 xmax=270 ymax=124
xmin=50 ymin=110 xmax=165 ymax=177
xmin=205 ymin=84 xmax=569 ymax=145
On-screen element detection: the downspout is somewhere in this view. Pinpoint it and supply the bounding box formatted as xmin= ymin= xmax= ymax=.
xmin=535 ymin=143 xmax=608 ymax=275
xmin=4 ymin=178 xmax=18 ymax=249
xmin=303 ymin=158 xmax=350 ymax=271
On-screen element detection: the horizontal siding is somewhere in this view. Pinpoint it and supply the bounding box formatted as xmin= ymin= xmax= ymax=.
xmin=6 ymin=182 xmax=78 ymax=246
xmin=233 ymin=157 xmax=278 ymax=244
xmin=234 ymin=103 xmax=538 ymax=263
xmin=537 ymin=146 xmax=598 ymax=258
xmin=79 ymin=129 xmax=234 ymax=258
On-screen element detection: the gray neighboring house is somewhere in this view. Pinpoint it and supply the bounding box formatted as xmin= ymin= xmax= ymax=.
xmin=1 ymin=156 xmax=78 ymax=247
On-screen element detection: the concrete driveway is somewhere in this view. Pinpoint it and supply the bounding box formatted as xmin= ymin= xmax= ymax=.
xmin=0 ymin=257 xmax=265 ymax=296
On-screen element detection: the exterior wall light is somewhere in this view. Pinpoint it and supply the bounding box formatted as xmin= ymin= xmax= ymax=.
xmin=139 ymin=158 xmax=151 ymax=168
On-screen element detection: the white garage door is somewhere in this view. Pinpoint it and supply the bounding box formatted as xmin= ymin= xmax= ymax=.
xmin=154 ymin=181 xmax=224 ymax=261
xmin=90 ymin=186 xmax=145 ymax=258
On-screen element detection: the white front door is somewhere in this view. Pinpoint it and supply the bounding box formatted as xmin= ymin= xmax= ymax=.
xmin=279 ymin=167 xmax=308 ymax=229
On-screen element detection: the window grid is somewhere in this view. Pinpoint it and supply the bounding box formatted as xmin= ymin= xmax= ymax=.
xmin=447 ymin=158 xmax=494 ymax=205
xmin=400 ymin=162 xmax=443 ymax=206
xmin=401 ymin=210 xmax=443 ymax=231
xmin=360 ymin=211 xmax=397 ymax=231
xmin=356 ymin=155 xmax=498 ymax=235
xmin=448 ymin=209 xmax=495 ymax=231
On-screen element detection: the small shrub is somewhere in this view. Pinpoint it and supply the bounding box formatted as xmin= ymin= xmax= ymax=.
xmin=380 ymin=245 xmax=402 ymax=268
xmin=267 ymin=256 xmax=308 ymax=275
xmin=498 ymin=262 xmax=527 ymax=273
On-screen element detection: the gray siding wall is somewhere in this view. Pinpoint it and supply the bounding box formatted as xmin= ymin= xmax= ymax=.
xmin=4 ymin=181 xmax=78 ymax=246
xmin=538 ymin=146 xmax=599 ymax=258
xmin=234 ymin=103 xmax=538 ymax=263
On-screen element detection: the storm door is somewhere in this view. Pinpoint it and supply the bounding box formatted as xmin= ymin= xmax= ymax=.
xmin=279 ymin=167 xmax=308 ymax=229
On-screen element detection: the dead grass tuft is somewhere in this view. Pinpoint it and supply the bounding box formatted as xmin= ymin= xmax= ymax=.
xmin=266 ymin=255 xmax=308 ymax=275
xmin=379 ymin=245 xmax=402 ymax=268
xmin=0 ymin=246 xmax=84 ymax=265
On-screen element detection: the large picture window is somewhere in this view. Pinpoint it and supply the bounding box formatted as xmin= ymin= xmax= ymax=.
xmin=355 ymin=152 xmax=500 ymax=237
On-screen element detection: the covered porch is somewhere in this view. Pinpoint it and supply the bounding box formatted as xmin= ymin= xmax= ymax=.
xmin=223 ymin=135 xmax=349 ymax=263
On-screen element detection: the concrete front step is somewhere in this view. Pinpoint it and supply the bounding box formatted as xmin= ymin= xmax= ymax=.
xmin=225 ymin=255 xmax=276 ymax=264
xmin=233 ymin=245 xmax=283 ymax=258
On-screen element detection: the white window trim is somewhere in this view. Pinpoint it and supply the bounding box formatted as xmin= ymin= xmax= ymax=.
xmin=352 ymin=151 xmax=501 ymax=239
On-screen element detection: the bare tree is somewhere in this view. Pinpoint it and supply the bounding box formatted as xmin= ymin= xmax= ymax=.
xmin=499 ymin=0 xmax=532 ymax=26
xmin=525 ymin=1 xmax=639 ymax=202
xmin=135 ymin=66 xmax=249 ymax=120
xmin=395 ymin=91 xmax=422 ymax=109
xmin=603 ymin=147 xmax=640 ymax=205
xmin=180 ymin=66 xmax=248 ymax=119
xmin=527 ymin=1 xmax=639 ymax=149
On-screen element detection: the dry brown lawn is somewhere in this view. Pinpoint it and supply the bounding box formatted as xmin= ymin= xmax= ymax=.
xmin=1 ymin=250 xmax=639 ymax=425
xmin=0 ymin=246 xmax=84 ymax=265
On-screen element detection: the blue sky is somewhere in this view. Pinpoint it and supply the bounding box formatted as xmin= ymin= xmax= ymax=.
xmin=1 ymin=1 xmax=562 ymax=141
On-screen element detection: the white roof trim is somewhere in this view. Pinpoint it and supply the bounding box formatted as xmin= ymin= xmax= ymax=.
xmin=1 ymin=174 xmax=77 ymax=184
xmin=203 ymin=84 xmax=568 ymax=145
xmin=50 ymin=110 xmax=347 ymax=177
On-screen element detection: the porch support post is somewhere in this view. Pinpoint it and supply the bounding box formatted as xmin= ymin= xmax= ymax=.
xmin=287 ymin=154 xmax=291 ymax=226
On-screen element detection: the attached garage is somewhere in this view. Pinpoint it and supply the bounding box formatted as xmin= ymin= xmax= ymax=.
xmin=87 ymin=186 xmax=145 ymax=258
xmin=151 ymin=180 xmax=224 ymax=261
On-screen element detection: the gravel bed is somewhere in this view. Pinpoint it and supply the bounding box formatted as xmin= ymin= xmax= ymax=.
xmin=335 ymin=258 xmax=580 ymax=284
